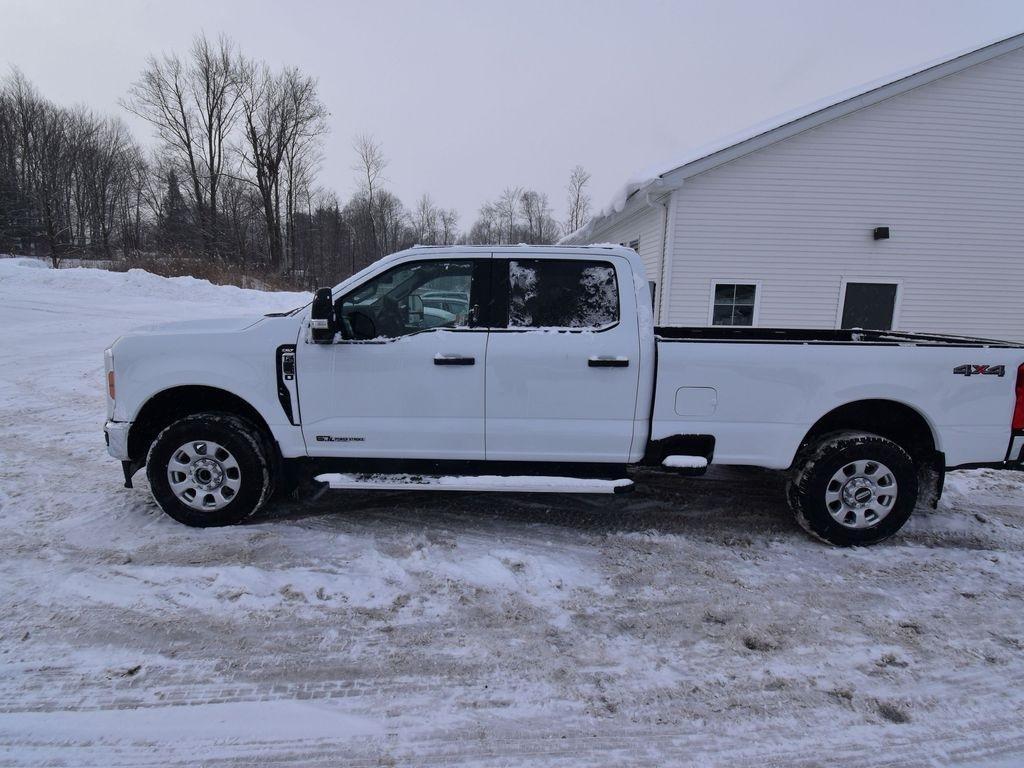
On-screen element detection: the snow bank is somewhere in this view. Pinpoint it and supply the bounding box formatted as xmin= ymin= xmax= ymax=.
xmin=0 ymin=255 xmax=49 ymax=269
xmin=0 ymin=258 xmax=310 ymax=312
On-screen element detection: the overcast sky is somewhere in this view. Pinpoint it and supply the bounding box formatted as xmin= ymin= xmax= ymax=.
xmin=3 ymin=0 xmax=1024 ymax=226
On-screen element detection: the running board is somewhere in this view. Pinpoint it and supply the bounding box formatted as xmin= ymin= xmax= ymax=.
xmin=314 ymin=472 xmax=634 ymax=494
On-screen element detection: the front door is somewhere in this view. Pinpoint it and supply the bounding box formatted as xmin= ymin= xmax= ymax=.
xmin=297 ymin=257 xmax=489 ymax=460
xmin=484 ymin=254 xmax=641 ymax=462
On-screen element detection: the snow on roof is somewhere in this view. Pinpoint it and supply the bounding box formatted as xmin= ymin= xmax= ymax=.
xmin=561 ymin=30 xmax=1024 ymax=244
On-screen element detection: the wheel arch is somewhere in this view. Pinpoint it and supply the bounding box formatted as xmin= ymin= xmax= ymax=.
xmin=794 ymin=399 xmax=940 ymax=467
xmin=127 ymin=385 xmax=277 ymax=466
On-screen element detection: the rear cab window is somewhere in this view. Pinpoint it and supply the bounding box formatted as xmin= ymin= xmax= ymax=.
xmin=502 ymin=259 xmax=619 ymax=329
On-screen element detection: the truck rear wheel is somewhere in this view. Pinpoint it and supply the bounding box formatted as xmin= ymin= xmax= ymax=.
xmin=146 ymin=413 xmax=273 ymax=527
xmin=787 ymin=431 xmax=918 ymax=546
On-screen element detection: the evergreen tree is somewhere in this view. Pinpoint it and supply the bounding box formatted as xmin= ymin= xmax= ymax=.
xmin=157 ymin=169 xmax=190 ymax=251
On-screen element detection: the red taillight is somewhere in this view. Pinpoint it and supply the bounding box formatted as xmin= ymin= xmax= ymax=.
xmin=1013 ymin=364 xmax=1024 ymax=432
xmin=107 ymin=370 xmax=116 ymax=401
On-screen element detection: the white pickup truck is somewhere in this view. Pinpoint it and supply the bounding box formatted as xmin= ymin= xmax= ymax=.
xmin=104 ymin=245 xmax=1024 ymax=545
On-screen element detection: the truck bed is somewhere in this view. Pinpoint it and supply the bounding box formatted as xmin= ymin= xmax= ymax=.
xmin=654 ymin=326 xmax=1024 ymax=348
xmin=651 ymin=326 xmax=1024 ymax=470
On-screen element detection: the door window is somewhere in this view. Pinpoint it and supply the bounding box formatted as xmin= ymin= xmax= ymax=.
xmin=840 ymin=282 xmax=898 ymax=330
xmin=339 ymin=260 xmax=477 ymax=340
xmin=507 ymin=259 xmax=619 ymax=329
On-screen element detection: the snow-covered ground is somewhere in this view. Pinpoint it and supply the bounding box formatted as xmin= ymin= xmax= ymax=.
xmin=1 ymin=258 xmax=1023 ymax=766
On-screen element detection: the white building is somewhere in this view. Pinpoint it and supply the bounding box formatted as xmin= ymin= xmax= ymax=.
xmin=564 ymin=32 xmax=1024 ymax=340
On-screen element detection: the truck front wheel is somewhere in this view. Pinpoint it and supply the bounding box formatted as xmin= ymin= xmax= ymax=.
xmin=787 ymin=431 xmax=918 ymax=546
xmin=146 ymin=413 xmax=273 ymax=527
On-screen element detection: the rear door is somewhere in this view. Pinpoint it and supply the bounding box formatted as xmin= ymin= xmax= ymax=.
xmin=484 ymin=254 xmax=641 ymax=462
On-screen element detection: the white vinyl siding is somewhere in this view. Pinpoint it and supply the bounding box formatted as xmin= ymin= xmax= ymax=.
xmin=578 ymin=204 xmax=665 ymax=296
xmin=661 ymin=45 xmax=1024 ymax=339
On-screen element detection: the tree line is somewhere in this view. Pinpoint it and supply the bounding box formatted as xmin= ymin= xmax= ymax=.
xmin=0 ymin=34 xmax=593 ymax=289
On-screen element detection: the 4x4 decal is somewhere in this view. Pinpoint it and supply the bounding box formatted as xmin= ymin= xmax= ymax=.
xmin=953 ymin=364 xmax=1005 ymax=377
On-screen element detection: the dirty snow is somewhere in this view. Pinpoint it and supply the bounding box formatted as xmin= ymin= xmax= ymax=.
xmin=1 ymin=259 xmax=1024 ymax=766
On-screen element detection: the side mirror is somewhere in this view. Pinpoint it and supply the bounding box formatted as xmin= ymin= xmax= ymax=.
xmin=309 ymin=287 xmax=336 ymax=343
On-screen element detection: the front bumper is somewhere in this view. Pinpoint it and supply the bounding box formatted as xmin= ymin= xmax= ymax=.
xmin=104 ymin=420 xmax=131 ymax=461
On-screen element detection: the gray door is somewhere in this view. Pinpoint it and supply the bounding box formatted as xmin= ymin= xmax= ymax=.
xmin=841 ymin=283 xmax=897 ymax=330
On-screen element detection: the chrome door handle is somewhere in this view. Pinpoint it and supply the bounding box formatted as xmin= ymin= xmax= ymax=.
xmin=588 ymin=356 xmax=629 ymax=368
xmin=434 ymin=354 xmax=475 ymax=366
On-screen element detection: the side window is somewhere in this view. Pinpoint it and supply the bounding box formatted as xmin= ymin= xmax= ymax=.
xmin=339 ymin=260 xmax=475 ymax=340
xmin=508 ymin=259 xmax=619 ymax=329
xmin=711 ymin=283 xmax=757 ymax=326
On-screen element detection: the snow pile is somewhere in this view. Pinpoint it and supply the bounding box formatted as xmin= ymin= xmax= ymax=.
xmin=0 ymin=258 xmax=310 ymax=312
xmin=0 ymin=255 xmax=49 ymax=269
xmin=662 ymin=455 xmax=708 ymax=469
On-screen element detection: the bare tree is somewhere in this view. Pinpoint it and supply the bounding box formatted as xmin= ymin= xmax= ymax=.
xmin=81 ymin=116 xmax=136 ymax=256
xmin=565 ymin=164 xmax=591 ymax=235
xmin=519 ymin=190 xmax=557 ymax=244
xmin=438 ymin=208 xmax=459 ymax=245
xmin=352 ymin=134 xmax=386 ymax=259
xmin=124 ymin=33 xmax=240 ymax=256
xmin=466 ymin=201 xmax=499 ymax=245
xmin=410 ymin=193 xmax=438 ymax=245
xmin=494 ymin=186 xmax=522 ymax=244
xmin=284 ymin=131 xmax=321 ymax=272
xmin=377 ymin=189 xmax=412 ymax=256
xmin=9 ymin=73 xmax=79 ymax=265
xmin=237 ymin=61 xmax=327 ymax=272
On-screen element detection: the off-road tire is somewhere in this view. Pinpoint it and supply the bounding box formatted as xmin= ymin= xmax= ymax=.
xmin=787 ymin=431 xmax=918 ymax=546
xmin=146 ymin=412 xmax=273 ymax=527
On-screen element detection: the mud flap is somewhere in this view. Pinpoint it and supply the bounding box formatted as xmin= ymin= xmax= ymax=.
xmin=121 ymin=460 xmax=143 ymax=489
xmin=916 ymin=453 xmax=946 ymax=511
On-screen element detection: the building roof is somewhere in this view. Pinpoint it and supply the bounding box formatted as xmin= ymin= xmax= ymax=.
xmin=562 ymin=30 xmax=1024 ymax=244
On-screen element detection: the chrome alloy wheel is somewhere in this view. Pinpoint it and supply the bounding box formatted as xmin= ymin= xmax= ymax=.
xmin=166 ymin=440 xmax=242 ymax=511
xmin=824 ymin=459 xmax=899 ymax=529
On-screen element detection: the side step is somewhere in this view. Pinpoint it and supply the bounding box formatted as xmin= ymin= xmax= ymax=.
xmin=314 ymin=472 xmax=634 ymax=494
